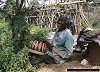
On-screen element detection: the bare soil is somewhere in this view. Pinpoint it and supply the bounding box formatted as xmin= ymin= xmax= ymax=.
xmin=38 ymin=52 xmax=100 ymax=72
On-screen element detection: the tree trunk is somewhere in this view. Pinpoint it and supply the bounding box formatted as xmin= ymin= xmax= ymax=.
xmin=11 ymin=0 xmax=28 ymax=53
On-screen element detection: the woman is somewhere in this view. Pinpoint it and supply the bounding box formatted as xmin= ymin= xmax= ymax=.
xmin=45 ymin=14 xmax=74 ymax=64
xmin=29 ymin=14 xmax=74 ymax=66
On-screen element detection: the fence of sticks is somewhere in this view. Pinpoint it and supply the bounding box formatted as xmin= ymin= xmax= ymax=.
xmin=27 ymin=0 xmax=93 ymax=35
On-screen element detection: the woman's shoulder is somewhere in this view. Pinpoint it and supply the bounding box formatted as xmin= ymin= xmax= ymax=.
xmin=64 ymin=28 xmax=73 ymax=37
xmin=65 ymin=28 xmax=71 ymax=33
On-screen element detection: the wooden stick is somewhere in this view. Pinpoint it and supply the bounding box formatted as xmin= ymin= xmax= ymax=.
xmin=28 ymin=49 xmax=44 ymax=55
xmin=37 ymin=1 xmax=85 ymax=7
xmin=59 ymin=1 xmax=85 ymax=5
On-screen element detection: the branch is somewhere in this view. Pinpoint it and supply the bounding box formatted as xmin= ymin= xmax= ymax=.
xmin=19 ymin=0 xmax=25 ymax=9
xmin=16 ymin=0 xmax=20 ymax=8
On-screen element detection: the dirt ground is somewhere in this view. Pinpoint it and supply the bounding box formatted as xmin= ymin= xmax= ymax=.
xmin=38 ymin=52 xmax=100 ymax=72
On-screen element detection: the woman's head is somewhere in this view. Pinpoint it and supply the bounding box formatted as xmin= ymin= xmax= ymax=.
xmin=57 ymin=13 xmax=73 ymax=31
xmin=57 ymin=15 xmax=67 ymax=30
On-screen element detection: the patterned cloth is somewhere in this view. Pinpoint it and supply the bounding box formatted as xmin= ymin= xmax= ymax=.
xmin=30 ymin=40 xmax=47 ymax=52
xmin=46 ymin=28 xmax=74 ymax=64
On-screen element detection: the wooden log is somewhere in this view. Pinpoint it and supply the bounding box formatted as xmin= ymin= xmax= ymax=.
xmin=37 ymin=1 xmax=85 ymax=7
xmin=28 ymin=49 xmax=45 ymax=55
xmin=59 ymin=1 xmax=85 ymax=5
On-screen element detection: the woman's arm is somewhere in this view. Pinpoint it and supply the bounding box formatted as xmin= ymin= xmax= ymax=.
xmin=64 ymin=29 xmax=74 ymax=53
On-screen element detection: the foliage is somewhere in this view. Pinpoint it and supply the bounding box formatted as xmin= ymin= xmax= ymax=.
xmin=3 ymin=0 xmax=15 ymax=14
xmin=0 ymin=22 xmax=12 ymax=51
xmin=0 ymin=47 xmax=38 ymax=72
xmin=0 ymin=0 xmax=16 ymax=22
xmin=9 ymin=12 xmax=30 ymax=53
xmin=0 ymin=0 xmax=31 ymax=52
xmin=0 ymin=22 xmax=38 ymax=72
xmin=0 ymin=0 xmax=48 ymax=72
xmin=0 ymin=13 xmax=5 ymax=22
xmin=93 ymin=22 xmax=100 ymax=29
xmin=31 ymin=0 xmax=39 ymax=5
xmin=29 ymin=24 xmax=49 ymax=42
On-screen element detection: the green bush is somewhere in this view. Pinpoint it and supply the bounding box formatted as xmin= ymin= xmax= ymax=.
xmin=0 ymin=22 xmax=12 ymax=50
xmin=93 ymin=22 xmax=100 ymax=29
xmin=0 ymin=22 xmax=38 ymax=72
xmin=95 ymin=23 xmax=100 ymax=29
xmin=0 ymin=47 xmax=38 ymax=72
xmin=29 ymin=24 xmax=49 ymax=42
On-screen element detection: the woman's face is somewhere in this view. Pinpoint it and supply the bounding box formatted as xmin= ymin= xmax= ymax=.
xmin=57 ymin=16 xmax=67 ymax=30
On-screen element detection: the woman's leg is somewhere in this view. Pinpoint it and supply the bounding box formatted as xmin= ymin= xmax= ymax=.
xmin=40 ymin=54 xmax=56 ymax=64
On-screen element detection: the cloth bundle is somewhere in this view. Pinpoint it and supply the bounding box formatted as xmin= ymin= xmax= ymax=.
xmin=30 ymin=40 xmax=47 ymax=52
